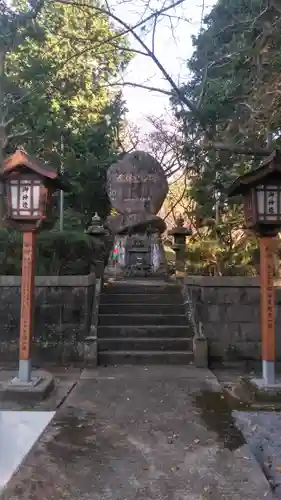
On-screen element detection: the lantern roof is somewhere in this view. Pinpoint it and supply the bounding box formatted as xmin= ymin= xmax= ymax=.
xmin=0 ymin=150 xmax=69 ymax=190
xmin=228 ymin=149 xmax=281 ymax=197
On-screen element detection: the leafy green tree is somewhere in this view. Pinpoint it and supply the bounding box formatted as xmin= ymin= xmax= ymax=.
xmin=0 ymin=0 xmax=47 ymax=221
xmin=176 ymin=0 xmax=281 ymax=143
xmin=2 ymin=0 xmax=130 ymax=225
xmin=0 ymin=0 xmax=46 ymax=159
xmin=169 ymin=0 xmax=281 ymax=274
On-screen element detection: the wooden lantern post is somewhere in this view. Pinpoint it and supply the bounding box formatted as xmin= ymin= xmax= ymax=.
xmin=228 ymin=150 xmax=281 ymax=386
xmin=19 ymin=231 xmax=36 ymax=382
xmin=259 ymin=235 xmax=275 ymax=383
xmin=0 ymin=150 xmax=65 ymax=385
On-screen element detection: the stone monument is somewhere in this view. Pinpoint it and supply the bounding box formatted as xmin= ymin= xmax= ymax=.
xmin=106 ymin=151 xmax=168 ymax=277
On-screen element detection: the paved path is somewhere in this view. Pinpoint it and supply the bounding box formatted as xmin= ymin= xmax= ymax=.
xmin=234 ymin=410 xmax=281 ymax=497
xmin=1 ymin=366 xmax=274 ymax=500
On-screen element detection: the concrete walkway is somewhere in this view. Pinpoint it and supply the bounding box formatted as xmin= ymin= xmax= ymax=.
xmin=1 ymin=366 xmax=274 ymax=499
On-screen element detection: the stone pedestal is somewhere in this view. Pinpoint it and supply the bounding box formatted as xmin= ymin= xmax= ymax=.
xmin=193 ymin=336 xmax=208 ymax=368
xmin=107 ymin=231 xmax=167 ymax=277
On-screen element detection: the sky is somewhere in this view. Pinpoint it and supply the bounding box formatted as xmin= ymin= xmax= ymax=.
xmin=110 ymin=0 xmax=216 ymax=132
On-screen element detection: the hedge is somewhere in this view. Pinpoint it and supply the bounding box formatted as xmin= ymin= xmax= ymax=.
xmin=0 ymin=228 xmax=108 ymax=275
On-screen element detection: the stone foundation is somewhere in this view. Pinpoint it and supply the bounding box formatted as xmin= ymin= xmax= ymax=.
xmin=183 ymin=276 xmax=281 ymax=367
xmin=0 ymin=273 xmax=102 ymax=364
xmin=107 ymin=232 xmax=167 ymax=277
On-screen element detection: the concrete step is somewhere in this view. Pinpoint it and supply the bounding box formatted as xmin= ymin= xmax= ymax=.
xmin=99 ymin=314 xmax=188 ymax=327
xmin=99 ymin=303 xmax=186 ymax=315
xmin=103 ymin=280 xmax=180 ymax=295
xmin=98 ymin=350 xmax=193 ymax=365
xmin=98 ymin=337 xmax=193 ymax=351
xmin=97 ymin=325 xmax=193 ymax=338
xmin=100 ymin=293 xmax=183 ymax=305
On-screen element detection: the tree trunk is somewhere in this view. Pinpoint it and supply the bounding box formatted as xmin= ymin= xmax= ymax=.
xmin=0 ymin=129 xmax=6 ymax=226
xmin=0 ymin=50 xmax=7 ymax=226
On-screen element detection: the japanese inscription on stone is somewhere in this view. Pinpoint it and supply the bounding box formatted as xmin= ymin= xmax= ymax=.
xmin=107 ymin=151 xmax=168 ymax=215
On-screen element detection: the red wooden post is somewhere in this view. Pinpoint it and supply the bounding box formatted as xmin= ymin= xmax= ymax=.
xmin=19 ymin=231 xmax=36 ymax=383
xmin=260 ymin=236 xmax=275 ymax=385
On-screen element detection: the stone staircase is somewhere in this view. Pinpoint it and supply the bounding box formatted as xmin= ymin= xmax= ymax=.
xmin=97 ymin=279 xmax=194 ymax=365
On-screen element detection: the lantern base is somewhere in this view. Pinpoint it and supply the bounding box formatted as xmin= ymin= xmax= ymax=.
xmin=17 ymin=359 xmax=32 ymax=385
xmin=0 ymin=370 xmax=54 ymax=402
xmin=9 ymin=376 xmax=41 ymax=388
xmin=234 ymin=375 xmax=281 ymax=406
xmin=249 ymin=377 xmax=281 ymax=403
xmin=262 ymin=360 xmax=276 ymax=386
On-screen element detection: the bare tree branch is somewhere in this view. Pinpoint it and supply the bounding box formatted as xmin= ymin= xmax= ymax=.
xmin=107 ymin=44 xmax=149 ymax=56
xmin=144 ymin=114 xmax=187 ymax=178
xmin=107 ymin=81 xmax=173 ymax=96
xmin=57 ymin=0 xmax=186 ymax=42
xmin=7 ymin=128 xmax=29 ymax=140
xmin=116 ymin=118 xmax=140 ymax=153
xmin=200 ymin=0 xmax=205 ymax=29
xmin=163 ymin=171 xmax=188 ymax=222
xmin=57 ymin=0 xmax=210 ymax=134
xmin=197 ymin=64 xmax=208 ymax=109
xmin=51 ymin=0 xmax=187 ymax=74
xmin=207 ymin=142 xmax=272 ymax=156
xmin=152 ymin=12 xmax=158 ymax=53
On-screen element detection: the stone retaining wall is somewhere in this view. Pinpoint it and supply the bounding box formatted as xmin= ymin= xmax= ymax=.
xmin=184 ymin=276 xmax=281 ymax=367
xmin=0 ymin=271 xmax=102 ymax=364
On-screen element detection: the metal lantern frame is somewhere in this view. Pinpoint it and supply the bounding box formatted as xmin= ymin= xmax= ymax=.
xmin=6 ymin=172 xmax=52 ymax=221
xmin=0 ymin=150 xmax=65 ymax=231
xmin=256 ymin=183 xmax=281 ymax=222
xmin=228 ymin=150 xmax=281 ymax=235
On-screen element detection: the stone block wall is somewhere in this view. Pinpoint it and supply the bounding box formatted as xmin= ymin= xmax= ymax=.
xmin=184 ymin=276 xmax=281 ymax=367
xmin=0 ymin=272 xmax=102 ymax=364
